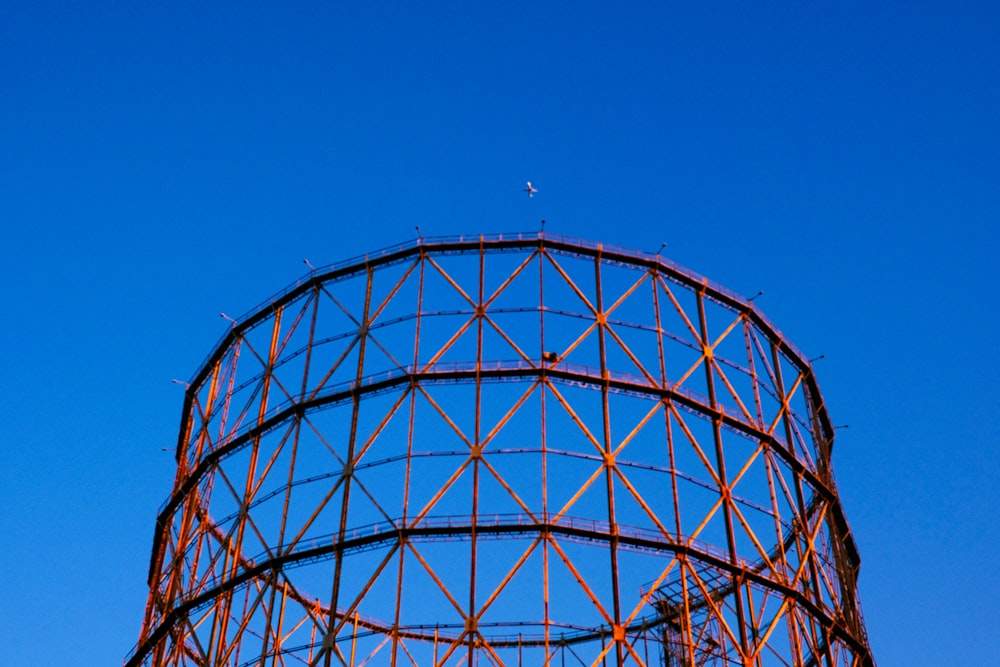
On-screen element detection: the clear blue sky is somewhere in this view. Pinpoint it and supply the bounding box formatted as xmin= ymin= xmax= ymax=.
xmin=1 ymin=2 xmax=997 ymax=664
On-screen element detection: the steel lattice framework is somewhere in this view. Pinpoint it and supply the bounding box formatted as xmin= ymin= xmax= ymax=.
xmin=127 ymin=232 xmax=875 ymax=667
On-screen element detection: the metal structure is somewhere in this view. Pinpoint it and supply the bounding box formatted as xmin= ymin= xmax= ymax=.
xmin=127 ymin=232 xmax=875 ymax=667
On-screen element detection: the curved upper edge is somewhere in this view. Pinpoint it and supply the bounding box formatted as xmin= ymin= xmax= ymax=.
xmin=186 ymin=231 xmax=813 ymax=385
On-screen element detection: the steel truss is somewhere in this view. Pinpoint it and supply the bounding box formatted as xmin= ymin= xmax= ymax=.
xmin=127 ymin=232 xmax=875 ymax=667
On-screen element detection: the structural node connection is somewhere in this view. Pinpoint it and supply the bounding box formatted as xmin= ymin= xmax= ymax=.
xmin=128 ymin=232 xmax=875 ymax=667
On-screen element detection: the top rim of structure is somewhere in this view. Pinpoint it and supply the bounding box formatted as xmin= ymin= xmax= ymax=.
xmin=191 ymin=231 xmax=811 ymax=387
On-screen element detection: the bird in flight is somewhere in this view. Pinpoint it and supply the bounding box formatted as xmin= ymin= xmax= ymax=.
xmin=524 ymin=181 xmax=538 ymax=197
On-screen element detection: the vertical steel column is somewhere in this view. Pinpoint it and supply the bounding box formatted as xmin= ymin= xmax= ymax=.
xmin=592 ymin=248 xmax=625 ymax=666
xmin=324 ymin=266 xmax=374 ymax=667
xmin=696 ymin=284 xmax=752 ymax=661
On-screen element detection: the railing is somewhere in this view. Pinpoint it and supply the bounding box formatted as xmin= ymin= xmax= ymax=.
xmin=131 ymin=500 xmax=850 ymax=666
xmin=174 ymin=358 xmax=769 ymax=473
xmin=133 ymin=511 xmax=749 ymax=659
xmin=185 ymin=231 xmax=812 ymax=387
xmin=234 ymin=617 xmax=671 ymax=667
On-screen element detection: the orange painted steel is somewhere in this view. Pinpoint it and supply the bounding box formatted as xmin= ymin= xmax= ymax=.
xmin=127 ymin=233 xmax=875 ymax=667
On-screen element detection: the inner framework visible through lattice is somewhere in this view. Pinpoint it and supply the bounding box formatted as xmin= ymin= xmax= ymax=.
xmin=127 ymin=232 xmax=875 ymax=667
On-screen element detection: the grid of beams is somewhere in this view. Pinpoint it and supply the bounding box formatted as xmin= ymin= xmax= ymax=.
xmin=128 ymin=233 xmax=874 ymax=667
